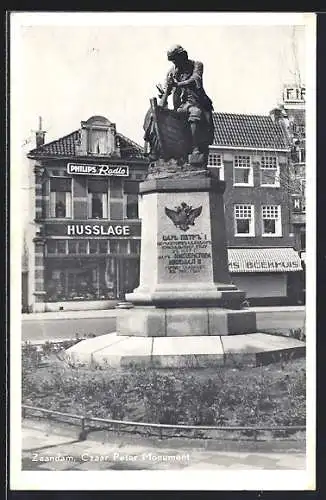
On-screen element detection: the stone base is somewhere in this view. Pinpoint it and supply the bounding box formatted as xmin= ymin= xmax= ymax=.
xmin=116 ymin=306 xmax=256 ymax=337
xmin=126 ymin=286 xmax=246 ymax=308
xmin=64 ymin=332 xmax=305 ymax=369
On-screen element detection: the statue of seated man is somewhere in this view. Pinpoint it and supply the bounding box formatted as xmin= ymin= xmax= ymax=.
xmin=160 ymin=44 xmax=214 ymax=157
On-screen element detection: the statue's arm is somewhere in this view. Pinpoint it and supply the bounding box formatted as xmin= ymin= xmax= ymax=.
xmin=159 ymin=69 xmax=174 ymax=107
xmin=175 ymin=61 xmax=203 ymax=89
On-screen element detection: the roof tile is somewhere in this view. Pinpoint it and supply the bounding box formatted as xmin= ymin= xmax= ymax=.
xmin=28 ymin=130 xmax=146 ymax=160
xmin=212 ymin=113 xmax=289 ymax=150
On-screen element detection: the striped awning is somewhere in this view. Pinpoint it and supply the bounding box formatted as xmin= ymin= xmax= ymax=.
xmin=228 ymin=248 xmax=302 ymax=273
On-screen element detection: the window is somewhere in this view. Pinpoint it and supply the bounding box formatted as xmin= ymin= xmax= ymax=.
xmin=68 ymin=240 xmax=78 ymax=254
xmin=260 ymin=156 xmax=280 ymax=187
xmin=57 ymin=240 xmax=67 ymax=254
xmin=261 ymin=205 xmax=282 ymax=237
xmin=89 ymin=240 xmax=99 ymax=254
xmin=50 ymin=177 xmax=72 ymax=218
xmin=46 ymin=241 xmax=57 ymax=254
xmin=88 ymin=130 xmax=108 ymax=155
xmin=125 ymin=194 xmax=139 ymax=219
xmin=130 ymin=240 xmax=141 ymax=254
xmin=110 ymin=240 xmax=129 ymax=254
xmin=46 ymin=240 xmax=67 ymax=255
xmin=88 ymin=180 xmax=108 ymax=219
xmin=294 ymin=164 xmax=305 ymax=178
xmin=300 ymin=231 xmax=306 ymax=251
xmin=78 ymin=240 xmax=88 ymax=254
xmin=99 ymin=240 xmax=108 ymax=254
xmin=110 ymin=178 xmax=123 ymax=198
xmin=234 ymin=204 xmax=255 ymax=236
xmin=207 ymin=153 xmax=224 ymax=180
xmin=298 ymin=145 xmax=306 ymax=163
xmin=233 ymin=156 xmax=253 ymax=186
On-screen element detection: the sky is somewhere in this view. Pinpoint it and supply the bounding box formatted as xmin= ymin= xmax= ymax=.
xmin=15 ymin=16 xmax=306 ymax=149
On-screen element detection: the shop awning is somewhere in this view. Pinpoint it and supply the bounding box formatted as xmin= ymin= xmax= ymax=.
xmin=228 ymin=248 xmax=303 ymax=273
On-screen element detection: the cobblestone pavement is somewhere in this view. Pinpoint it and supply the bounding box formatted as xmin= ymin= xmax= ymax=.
xmin=22 ymin=427 xmax=306 ymax=471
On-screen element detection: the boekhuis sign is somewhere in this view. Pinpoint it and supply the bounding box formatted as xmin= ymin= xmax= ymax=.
xmin=67 ymin=163 xmax=129 ymax=177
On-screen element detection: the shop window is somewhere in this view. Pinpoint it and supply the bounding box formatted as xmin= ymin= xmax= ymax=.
xmin=45 ymin=263 xmax=117 ymax=302
xmin=260 ymin=156 xmax=280 ymax=187
xmin=46 ymin=241 xmax=57 ymax=254
xmin=68 ymin=240 xmax=78 ymax=254
xmin=110 ymin=240 xmax=129 ymax=254
xmin=99 ymin=241 xmax=108 ymax=254
xmin=207 ymin=153 xmax=224 ymax=180
xmin=261 ymin=205 xmax=282 ymax=237
xmin=234 ymin=204 xmax=255 ymax=236
xmin=50 ymin=177 xmax=72 ymax=218
xmin=78 ymin=240 xmax=88 ymax=254
xmin=57 ymin=240 xmax=67 ymax=254
xmin=89 ymin=240 xmax=99 ymax=254
xmin=233 ymin=156 xmax=253 ymax=186
xmin=46 ymin=240 xmax=68 ymax=255
xmin=46 ymin=270 xmax=66 ymax=301
xmin=130 ymin=240 xmax=141 ymax=254
xmin=88 ymin=180 xmax=108 ymax=219
xmin=125 ymin=194 xmax=139 ymax=219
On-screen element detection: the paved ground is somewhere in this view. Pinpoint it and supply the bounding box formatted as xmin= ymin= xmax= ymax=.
xmin=21 ymin=423 xmax=306 ymax=471
xmin=22 ymin=307 xmax=305 ymax=343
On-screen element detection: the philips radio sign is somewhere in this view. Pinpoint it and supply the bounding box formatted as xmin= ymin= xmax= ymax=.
xmin=67 ymin=163 xmax=129 ymax=177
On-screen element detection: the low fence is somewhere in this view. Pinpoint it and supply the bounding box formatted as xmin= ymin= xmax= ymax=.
xmin=22 ymin=405 xmax=305 ymax=442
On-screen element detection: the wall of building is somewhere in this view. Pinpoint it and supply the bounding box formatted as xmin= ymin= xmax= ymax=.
xmin=209 ymin=148 xmax=294 ymax=248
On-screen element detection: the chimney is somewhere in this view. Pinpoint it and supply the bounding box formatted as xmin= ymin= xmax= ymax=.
xmin=35 ymin=116 xmax=46 ymax=148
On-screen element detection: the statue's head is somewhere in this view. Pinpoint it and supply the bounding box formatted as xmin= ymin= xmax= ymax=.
xmin=167 ymin=44 xmax=188 ymax=65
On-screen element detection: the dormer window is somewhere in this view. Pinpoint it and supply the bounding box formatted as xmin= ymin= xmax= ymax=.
xmin=76 ymin=116 xmax=118 ymax=157
xmin=89 ymin=128 xmax=109 ymax=155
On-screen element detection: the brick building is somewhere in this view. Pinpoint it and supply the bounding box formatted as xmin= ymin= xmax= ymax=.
xmin=207 ymin=111 xmax=302 ymax=305
xmin=25 ymin=116 xmax=148 ymax=312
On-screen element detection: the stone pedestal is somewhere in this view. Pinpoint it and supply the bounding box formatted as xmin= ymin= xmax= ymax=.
xmin=117 ymin=307 xmax=257 ymax=337
xmin=126 ymin=176 xmax=245 ymax=308
xmin=120 ymin=174 xmax=255 ymax=337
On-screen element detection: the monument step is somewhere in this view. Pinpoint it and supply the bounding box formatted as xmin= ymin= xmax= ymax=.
xmin=116 ymin=306 xmax=257 ymax=337
xmin=64 ymin=332 xmax=305 ymax=369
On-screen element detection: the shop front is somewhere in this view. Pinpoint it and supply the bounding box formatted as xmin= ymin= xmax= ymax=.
xmin=228 ymin=247 xmax=303 ymax=306
xmin=42 ymin=221 xmax=141 ymax=311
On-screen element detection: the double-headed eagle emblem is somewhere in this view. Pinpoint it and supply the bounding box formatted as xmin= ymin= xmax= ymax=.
xmin=165 ymin=202 xmax=202 ymax=231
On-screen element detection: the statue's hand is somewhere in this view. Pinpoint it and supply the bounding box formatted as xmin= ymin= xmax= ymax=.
xmin=156 ymin=83 xmax=164 ymax=98
xmin=171 ymin=76 xmax=180 ymax=87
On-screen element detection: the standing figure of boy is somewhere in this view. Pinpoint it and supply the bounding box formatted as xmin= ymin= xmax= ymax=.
xmin=160 ymin=44 xmax=214 ymax=162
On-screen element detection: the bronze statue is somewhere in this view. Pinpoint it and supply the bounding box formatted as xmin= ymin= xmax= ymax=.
xmin=144 ymin=45 xmax=214 ymax=166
